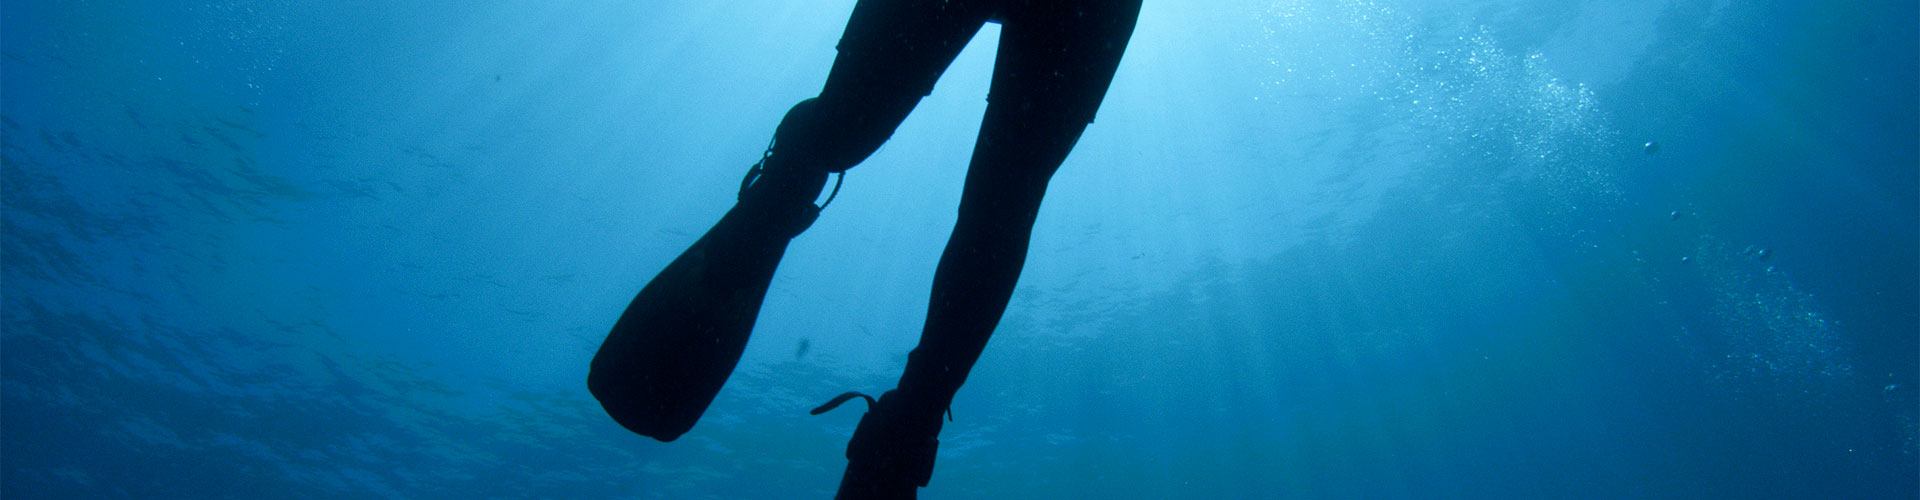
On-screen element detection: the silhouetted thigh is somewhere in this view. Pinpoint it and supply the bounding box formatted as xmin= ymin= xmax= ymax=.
xmin=960 ymin=0 xmax=1142 ymax=189
xmin=991 ymin=0 xmax=1143 ymax=127
xmin=784 ymin=0 xmax=1000 ymax=172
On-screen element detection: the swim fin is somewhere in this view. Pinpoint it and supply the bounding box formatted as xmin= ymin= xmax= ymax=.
xmin=820 ymin=389 xmax=944 ymax=499
xmin=588 ymin=168 xmax=827 ymax=442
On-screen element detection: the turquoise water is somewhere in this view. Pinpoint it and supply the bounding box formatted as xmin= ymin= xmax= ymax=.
xmin=4 ymin=0 xmax=1915 ymax=497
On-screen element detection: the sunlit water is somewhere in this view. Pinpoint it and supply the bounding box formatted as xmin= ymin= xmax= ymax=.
xmin=4 ymin=1 xmax=1915 ymax=498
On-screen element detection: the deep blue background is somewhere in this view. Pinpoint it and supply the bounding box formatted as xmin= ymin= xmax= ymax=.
xmin=4 ymin=0 xmax=1915 ymax=498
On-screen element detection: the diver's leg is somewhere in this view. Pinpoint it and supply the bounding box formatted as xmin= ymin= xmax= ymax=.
xmin=836 ymin=0 xmax=1143 ymax=496
xmin=742 ymin=0 xmax=996 ymax=236
xmin=729 ymin=0 xmax=1001 ymax=318
xmin=896 ymin=0 xmax=1143 ymax=421
xmin=763 ymin=0 xmax=998 ymax=178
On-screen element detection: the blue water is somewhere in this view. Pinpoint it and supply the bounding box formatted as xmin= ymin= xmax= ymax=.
xmin=4 ymin=1 xmax=1915 ymax=498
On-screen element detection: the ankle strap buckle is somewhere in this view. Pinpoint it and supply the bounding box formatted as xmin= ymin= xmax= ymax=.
xmin=740 ymin=138 xmax=846 ymax=210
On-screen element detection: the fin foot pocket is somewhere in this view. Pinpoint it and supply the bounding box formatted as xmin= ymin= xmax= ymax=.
xmin=823 ymin=390 xmax=945 ymax=498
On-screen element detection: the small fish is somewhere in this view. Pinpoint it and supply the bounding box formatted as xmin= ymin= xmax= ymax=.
xmin=795 ymin=338 xmax=811 ymax=360
xmin=124 ymin=106 xmax=148 ymax=129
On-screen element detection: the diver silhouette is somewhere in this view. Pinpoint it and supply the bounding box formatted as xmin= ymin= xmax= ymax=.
xmin=588 ymin=0 xmax=1142 ymax=497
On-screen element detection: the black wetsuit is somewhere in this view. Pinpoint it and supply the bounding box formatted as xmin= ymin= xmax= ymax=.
xmin=750 ymin=0 xmax=1143 ymax=497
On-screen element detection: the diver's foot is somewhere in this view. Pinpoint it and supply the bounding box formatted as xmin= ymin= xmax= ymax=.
xmin=733 ymin=166 xmax=829 ymax=238
xmin=834 ymin=389 xmax=944 ymax=500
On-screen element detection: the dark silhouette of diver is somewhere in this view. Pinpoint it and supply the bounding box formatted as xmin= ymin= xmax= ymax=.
xmin=588 ymin=0 xmax=1142 ymax=497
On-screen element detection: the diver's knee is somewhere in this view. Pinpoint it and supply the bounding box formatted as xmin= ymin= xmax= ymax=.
xmin=768 ymin=97 xmax=901 ymax=174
